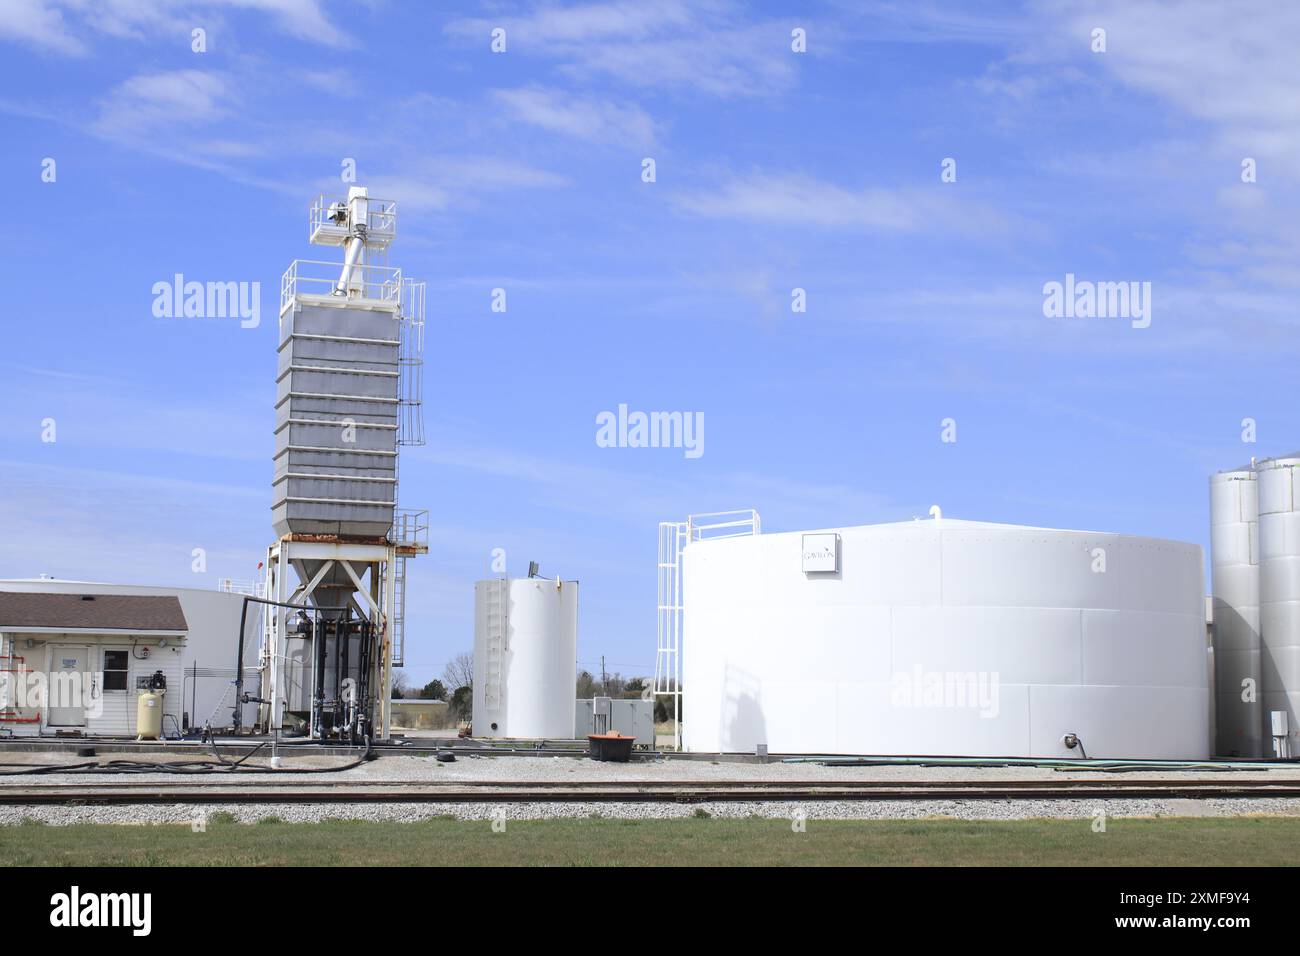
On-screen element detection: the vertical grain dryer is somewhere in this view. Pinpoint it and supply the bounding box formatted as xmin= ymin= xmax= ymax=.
xmin=262 ymin=187 xmax=428 ymax=741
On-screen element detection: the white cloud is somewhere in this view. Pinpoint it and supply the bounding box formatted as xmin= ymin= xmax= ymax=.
xmin=830 ymin=0 xmax=1039 ymax=45
xmin=0 ymin=0 xmax=85 ymax=54
xmin=1050 ymin=0 xmax=1300 ymax=138
xmin=446 ymin=1 xmax=796 ymax=98
xmin=367 ymin=156 xmax=570 ymax=212
xmin=985 ymin=2 xmax=1300 ymax=176
xmin=93 ymin=69 xmax=230 ymax=137
xmin=64 ymin=0 xmax=187 ymax=41
xmin=0 ymin=0 xmax=348 ymax=55
xmin=673 ymin=171 xmax=1010 ymax=234
xmin=220 ymin=0 xmax=349 ymax=48
xmin=493 ymin=86 xmax=658 ymax=147
xmin=410 ymin=426 xmax=903 ymax=530
xmin=450 ymin=0 xmax=694 ymax=46
xmin=0 ymin=459 xmax=263 ymax=586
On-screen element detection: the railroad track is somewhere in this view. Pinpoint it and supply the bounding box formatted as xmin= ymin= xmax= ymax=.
xmin=3 ymin=778 xmax=1300 ymax=805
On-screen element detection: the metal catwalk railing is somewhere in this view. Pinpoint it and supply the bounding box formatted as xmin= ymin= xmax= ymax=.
xmin=655 ymin=509 xmax=761 ymax=751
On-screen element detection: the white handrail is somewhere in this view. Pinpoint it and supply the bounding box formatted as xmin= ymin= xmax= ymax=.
xmin=281 ymin=259 xmax=402 ymax=311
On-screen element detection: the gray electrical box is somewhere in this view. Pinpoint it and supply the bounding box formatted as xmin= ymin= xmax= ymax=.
xmin=575 ymin=698 xmax=654 ymax=746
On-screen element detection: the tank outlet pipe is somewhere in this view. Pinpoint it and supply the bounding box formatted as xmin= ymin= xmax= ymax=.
xmin=333 ymin=225 xmax=369 ymax=296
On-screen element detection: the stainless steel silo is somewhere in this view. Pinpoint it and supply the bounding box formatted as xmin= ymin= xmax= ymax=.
xmin=1209 ymin=467 xmax=1263 ymax=756
xmin=1257 ymin=455 xmax=1300 ymax=754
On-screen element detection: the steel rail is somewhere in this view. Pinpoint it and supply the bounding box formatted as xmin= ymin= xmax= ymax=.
xmin=4 ymin=781 xmax=1300 ymax=805
xmin=1 ymin=776 xmax=1298 ymax=792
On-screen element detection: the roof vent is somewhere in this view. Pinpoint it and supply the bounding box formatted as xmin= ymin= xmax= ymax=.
xmin=80 ymin=595 xmax=95 ymax=601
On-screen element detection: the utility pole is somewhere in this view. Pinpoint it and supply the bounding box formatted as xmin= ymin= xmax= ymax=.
xmin=601 ymin=655 xmax=607 ymax=696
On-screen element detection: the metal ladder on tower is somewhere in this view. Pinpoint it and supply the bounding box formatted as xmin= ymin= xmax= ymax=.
xmin=389 ymin=275 xmax=425 ymax=672
xmin=482 ymin=578 xmax=508 ymax=712
xmin=391 ymin=555 xmax=408 ymax=668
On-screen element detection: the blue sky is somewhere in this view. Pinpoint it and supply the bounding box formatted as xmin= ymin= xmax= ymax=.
xmin=1 ymin=1 xmax=1297 ymax=686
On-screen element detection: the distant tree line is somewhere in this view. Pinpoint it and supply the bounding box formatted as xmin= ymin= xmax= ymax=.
xmin=396 ymin=654 xmax=671 ymax=723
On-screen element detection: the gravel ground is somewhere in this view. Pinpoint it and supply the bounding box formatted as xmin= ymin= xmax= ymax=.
xmin=3 ymin=753 xmax=1300 ymax=824
xmin=3 ymin=797 xmax=1300 ymax=827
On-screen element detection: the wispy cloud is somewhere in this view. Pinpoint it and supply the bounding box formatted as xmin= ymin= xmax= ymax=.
xmin=1046 ymin=0 xmax=1300 ymax=154
xmin=411 ymin=426 xmax=905 ymax=531
xmin=0 ymin=0 xmax=85 ymax=54
xmin=445 ymin=1 xmax=798 ymax=98
xmin=0 ymin=0 xmax=350 ymax=56
xmin=221 ymin=0 xmax=350 ymax=48
xmin=828 ymin=0 xmax=1040 ymax=45
xmin=0 ymin=459 xmax=263 ymax=585
xmin=673 ymin=171 xmax=1011 ymax=235
xmin=493 ymin=86 xmax=658 ymax=147
xmin=368 ymin=156 xmax=571 ymax=212
xmin=93 ymin=69 xmax=230 ymax=136
xmin=0 ymin=367 xmax=268 ymax=464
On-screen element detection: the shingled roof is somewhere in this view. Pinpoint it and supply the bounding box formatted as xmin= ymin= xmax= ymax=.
xmin=0 ymin=592 xmax=188 ymax=632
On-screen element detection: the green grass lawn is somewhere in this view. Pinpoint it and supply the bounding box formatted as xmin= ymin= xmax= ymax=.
xmin=1 ymin=814 xmax=1297 ymax=866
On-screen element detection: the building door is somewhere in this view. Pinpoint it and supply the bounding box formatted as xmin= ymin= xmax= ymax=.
xmin=46 ymin=646 xmax=89 ymax=727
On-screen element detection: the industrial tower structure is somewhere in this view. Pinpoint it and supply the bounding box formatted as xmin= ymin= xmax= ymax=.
xmin=261 ymin=187 xmax=427 ymax=741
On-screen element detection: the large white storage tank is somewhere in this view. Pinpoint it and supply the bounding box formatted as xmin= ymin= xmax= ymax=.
xmin=1209 ymin=468 xmax=1264 ymax=756
xmin=1257 ymin=456 xmax=1300 ymax=750
xmin=472 ymin=577 xmax=577 ymax=738
xmin=681 ymin=518 xmax=1208 ymax=759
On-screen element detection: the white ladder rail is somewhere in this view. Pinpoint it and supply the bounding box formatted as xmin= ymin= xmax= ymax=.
xmin=655 ymin=521 xmax=687 ymax=751
xmin=654 ymin=509 xmax=760 ymax=752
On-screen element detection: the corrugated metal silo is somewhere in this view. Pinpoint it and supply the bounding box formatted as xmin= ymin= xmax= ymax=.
xmin=272 ymin=304 xmax=399 ymax=539
xmin=1209 ymin=468 xmax=1263 ymax=755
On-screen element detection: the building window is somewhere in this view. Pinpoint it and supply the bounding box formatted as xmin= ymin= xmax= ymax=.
xmin=103 ymin=650 xmax=128 ymax=691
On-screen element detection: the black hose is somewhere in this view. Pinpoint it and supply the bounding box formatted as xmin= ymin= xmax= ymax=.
xmin=0 ymin=737 xmax=373 ymax=775
xmin=233 ymin=598 xmax=248 ymax=732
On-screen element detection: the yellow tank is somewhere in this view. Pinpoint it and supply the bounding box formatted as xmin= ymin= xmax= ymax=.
xmin=136 ymin=690 xmax=164 ymax=740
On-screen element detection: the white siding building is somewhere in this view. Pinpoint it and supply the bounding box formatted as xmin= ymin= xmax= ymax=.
xmin=0 ymin=591 xmax=187 ymax=737
xmin=0 ymin=580 xmax=257 ymax=737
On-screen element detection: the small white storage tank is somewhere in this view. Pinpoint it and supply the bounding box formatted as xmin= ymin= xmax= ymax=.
xmin=682 ymin=518 xmax=1208 ymax=759
xmin=1257 ymin=456 xmax=1300 ymax=750
xmin=1209 ymin=468 xmax=1264 ymax=755
xmin=472 ymin=577 xmax=577 ymax=738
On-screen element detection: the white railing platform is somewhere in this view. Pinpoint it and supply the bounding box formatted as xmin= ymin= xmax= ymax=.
xmin=281 ymin=259 xmax=402 ymax=313
xmin=309 ymin=193 xmax=397 ymax=248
